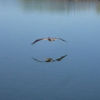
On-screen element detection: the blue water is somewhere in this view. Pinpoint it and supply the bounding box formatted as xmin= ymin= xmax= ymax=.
xmin=0 ymin=0 xmax=100 ymax=100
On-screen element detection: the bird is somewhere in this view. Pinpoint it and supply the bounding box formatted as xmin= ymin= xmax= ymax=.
xmin=32 ymin=37 xmax=66 ymax=45
xmin=32 ymin=55 xmax=67 ymax=63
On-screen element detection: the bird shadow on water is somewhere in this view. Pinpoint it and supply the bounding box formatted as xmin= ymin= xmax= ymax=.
xmin=32 ymin=54 xmax=68 ymax=63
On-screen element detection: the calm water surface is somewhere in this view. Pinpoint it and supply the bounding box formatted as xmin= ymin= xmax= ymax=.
xmin=0 ymin=0 xmax=100 ymax=100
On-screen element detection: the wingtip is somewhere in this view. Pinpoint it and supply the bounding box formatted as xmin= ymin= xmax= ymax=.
xmin=64 ymin=54 xmax=68 ymax=57
xmin=31 ymin=41 xmax=36 ymax=45
xmin=31 ymin=42 xmax=34 ymax=45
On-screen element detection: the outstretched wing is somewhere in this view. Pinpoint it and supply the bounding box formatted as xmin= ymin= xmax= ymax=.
xmin=32 ymin=58 xmax=43 ymax=62
xmin=32 ymin=39 xmax=43 ymax=44
xmin=32 ymin=38 xmax=48 ymax=44
xmin=55 ymin=38 xmax=66 ymax=42
xmin=32 ymin=58 xmax=55 ymax=63
xmin=56 ymin=55 xmax=67 ymax=61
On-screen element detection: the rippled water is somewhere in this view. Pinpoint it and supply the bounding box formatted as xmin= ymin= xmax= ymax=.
xmin=0 ymin=0 xmax=100 ymax=100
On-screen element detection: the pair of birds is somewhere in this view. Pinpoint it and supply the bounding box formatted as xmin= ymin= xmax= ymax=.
xmin=32 ymin=37 xmax=66 ymax=44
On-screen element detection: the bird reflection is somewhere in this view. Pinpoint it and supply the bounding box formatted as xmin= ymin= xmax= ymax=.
xmin=32 ymin=37 xmax=66 ymax=45
xmin=32 ymin=55 xmax=67 ymax=63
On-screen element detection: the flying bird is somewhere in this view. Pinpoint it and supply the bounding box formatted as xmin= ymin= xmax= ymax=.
xmin=32 ymin=37 xmax=66 ymax=45
xmin=32 ymin=55 xmax=67 ymax=63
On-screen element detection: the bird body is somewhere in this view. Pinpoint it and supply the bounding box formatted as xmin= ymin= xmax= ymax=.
xmin=45 ymin=58 xmax=54 ymax=62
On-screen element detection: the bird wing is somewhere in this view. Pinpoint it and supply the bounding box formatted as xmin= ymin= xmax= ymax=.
xmin=32 ymin=58 xmax=43 ymax=62
xmin=56 ymin=55 xmax=67 ymax=61
xmin=55 ymin=38 xmax=66 ymax=42
xmin=32 ymin=58 xmax=55 ymax=63
xmin=32 ymin=38 xmax=49 ymax=44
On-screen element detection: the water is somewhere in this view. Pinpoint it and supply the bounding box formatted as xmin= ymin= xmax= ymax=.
xmin=0 ymin=0 xmax=100 ymax=100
